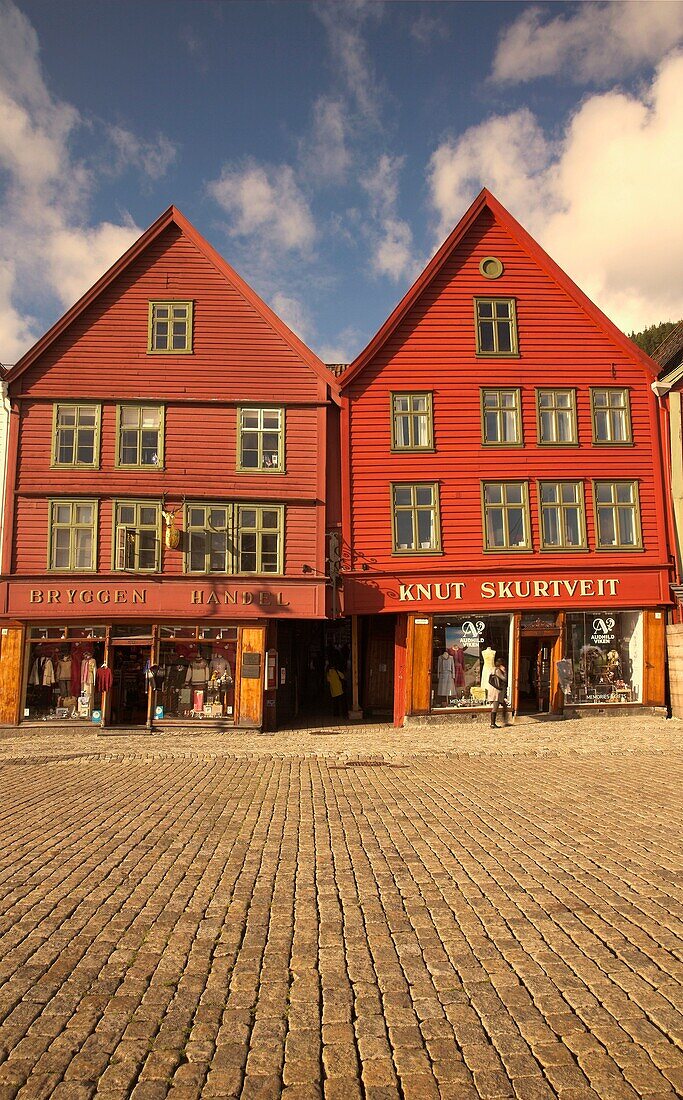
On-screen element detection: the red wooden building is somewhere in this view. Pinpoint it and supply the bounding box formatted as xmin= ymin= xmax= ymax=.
xmin=339 ymin=190 xmax=673 ymax=724
xmin=0 ymin=206 xmax=340 ymax=729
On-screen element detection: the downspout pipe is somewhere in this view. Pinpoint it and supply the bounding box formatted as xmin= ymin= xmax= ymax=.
xmin=0 ymin=374 xmax=11 ymax=571
xmin=651 ymin=377 xmax=682 ymax=621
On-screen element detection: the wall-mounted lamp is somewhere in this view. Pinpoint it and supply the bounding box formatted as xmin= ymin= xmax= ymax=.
xmin=301 ymin=563 xmax=313 ymax=573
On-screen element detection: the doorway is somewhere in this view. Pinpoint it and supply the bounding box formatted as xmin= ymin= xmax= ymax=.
xmin=110 ymin=645 xmax=150 ymax=725
xmin=517 ymin=636 xmax=553 ymax=713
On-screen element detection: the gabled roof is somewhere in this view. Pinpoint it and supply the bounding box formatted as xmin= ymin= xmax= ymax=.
xmin=653 ymin=321 xmax=683 ymax=377
xmin=339 ymin=188 xmax=658 ymax=388
xmin=6 ymin=205 xmax=338 ymax=397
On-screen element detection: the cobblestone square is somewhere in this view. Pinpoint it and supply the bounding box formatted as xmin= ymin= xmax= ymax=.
xmin=0 ymin=716 xmax=682 ymax=1098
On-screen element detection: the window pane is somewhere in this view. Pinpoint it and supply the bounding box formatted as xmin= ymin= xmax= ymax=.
xmin=617 ymin=508 xmax=636 ymax=545
xmin=598 ymin=508 xmax=616 ymax=545
xmin=565 ymin=508 xmax=581 ymax=546
xmin=417 ymin=509 xmax=434 ymax=548
xmin=74 ymin=530 xmax=93 ymax=569
xmin=141 ymin=408 xmax=159 ymax=428
xmin=76 ymin=430 xmax=95 ymax=464
xmin=496 ymin=321 xmax=512 ymax=352
xmin=415 ymin=486 xmax=433 ymax=506
xmin=487 ymin=508 xmax=505 ymax=547
xmin=485 ymin=412 xmax=499 ymax=441
xmin=75 ymin=503 xmax=93 ymax=524
xmin=394 ymin=396 xmax=409 ymax=413
xmin=541 ymin=484 xmax=557 ymax=504
xmin=261 ymin=510 xmax=279 ymax=529
xmin=543 ymin=507 xmax=560 ymax=546
xmin=394 ymin=487 xmax=412 ymax=507
xmin=478 ymin=302 xmax=493 ymax=318
xmin=616 ymin=483 xmax=633 ymax=504
xmin=55 ymin=504 xmax=72 ymax=524
xmin=261 ymin=534 xmax=279 ymax=571
xmin=119 ymin=505 xmax=135 ymax=524
xmin=502 ymin=410 xmax=517 ymax=441
xmin=189 ymin=507 xmax=205 ymax=527
xmin=209 ymin=533 xmax=227 ymax=571
xmin=240 ymin=509 xmax=257 ymax=528
xmin=396 ymin=417 xmax=410 ymax=446
xmin=494 ymin=302 xmax=510 ymax=319
xmin=242 ymin=411 xmax=260 ymax=429
xmin=505 ymin=484 xmax=523 ymax=504
xmin=121 ymin=407 xmax=139 ymax=427
xmin=508 ymin=507 xmax=525 ymax=546
xmin=538 ymin=392 xmax=551 ymax=408
xmin=80 ymin=408 xmax=96 ymax=426
xmin=611 ymin=409 xmax=627 ymax=441
xmin=208 ymin=508 xmax=227 ymax=530
xmin=557 ymin=410 xmax=572 ymax=442
xmin=593 ymin=391 xmax=607 ymax=408
xmin=140 ymin=431 xmax=159 ymax=464
xmin=595 ymin=483 xmax=611 ymax=504
xmin=539 ymin=411 xmax=554 ymax=442
xmin=396 ymin=512 xmax=414 ymax=549
xmin=139 ymin=506 xmax=158 ymax=526
xmin=483 ymin=391 xmax=497 ymax=408
xmin=479 ymin=321 xmax=495 ymax=352
xmin=120 ymin=431 xmax=139 ymax=464
xmin=485 ymin=483 xmax=502 ymax=504
xmin=58 ymin=407 xmax=76 ymax=426
xmin=413 ymin=415 xmax=428 ymax=446
xmin=189 ymin=531 xmax=207 ymax=570
xmin=138 ymin=532 xmax=156 ymax=569
xmin=58 ymin=430 xmax=75 ymax=463
xmin=262 ymin=411 xmax=280 ymax=429
xmin=561 ymin=483 xmax=578 ymax=504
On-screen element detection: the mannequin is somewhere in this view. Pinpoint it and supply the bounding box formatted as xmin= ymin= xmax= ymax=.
xmin=453 ymin=644 xmax=466 ymax=690
xmin=210 ymin=653 xmax=232 ymax=681
xmin=56 ymin=652 xmax=72 ymax=698
xmin=437 ymin=650 xmax=456 ymax=701
xmin=186 ymin=655 xmax=209 ymax=686
xmin=480 ymin=647 xmax=496 ymax=692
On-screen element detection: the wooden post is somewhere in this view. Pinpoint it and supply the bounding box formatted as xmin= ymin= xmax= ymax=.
xmin=348 ymin=614 xmax=362 ymax=721
xmin=100 ymin=626 xmax=111 ymax=728
xmin=550 ymin=612 xmax=566 ymax=714
xmin=145 ymin=626 xmax=158 ymax=730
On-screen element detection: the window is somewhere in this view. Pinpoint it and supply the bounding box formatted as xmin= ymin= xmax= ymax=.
xmin=591 ymin=388 xmax=632 ymax=444
xmin=392 ymin=483 xmax=440 ymax=553
xmin=481 ymin=389 xmax=522 ymax=445
xmin=116 ymin=405 xmax=164 ymax=468
xmin=482 ymin=482 xmax=530 ymax=550
xmin=237 ymin=505 xmax=283 ymax=573
xmin=237 ymin=408 xmax=284 ymax=471
xmin=52 ymin=404 xmax=101 ymax=468
xmin=186 ymin=504 xmax=232 ymax=574
xmin=539 ymin=482 xmax=586 ymax=549
xmin=594 ymin=481 xmax=641 ymax=549
xmin=148 ymin=301 xmax=193 ymax=353
xmin=114 ymin=501 xmax=161 ymax=571
xmin=537 ymin=390 xmax=577 ymax=445
xmin=474 ymin=299 xmax=518 ymax=355
xmin=391 ymin=393 xmax=434 ymax=450
xmin=49 ymin=500 xmax=97 ymax=571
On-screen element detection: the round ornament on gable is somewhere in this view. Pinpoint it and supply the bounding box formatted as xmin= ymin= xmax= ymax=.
xmin=479 ymin=256 xmax=504 ymax=279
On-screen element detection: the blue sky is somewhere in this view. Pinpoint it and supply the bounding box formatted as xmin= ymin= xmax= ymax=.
xmin=1 ymin=0 xmax=682 ymax=364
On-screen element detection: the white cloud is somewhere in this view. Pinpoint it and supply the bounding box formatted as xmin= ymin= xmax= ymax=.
xmin=361 ymin=154 xmax=418 ymax=282
xmin=299 ymin=97 xmax=351 ymax=184
xmin=493 ymin=1 xmax=683 ymax=84
xmin=108 ymin=125 xmax=178 ymax=181
xmin=271 ymin=292 xmax=314 ymax=343
xmin=208 ymin=161 xmax=315 ymax=252
xmin=428 ymin=51 xmax=683 ymax=332
xmin=315 ymin=1 xmax=382 ymax=123
xmin=411 ymin=10 xmax=450 ymax=45
xmin=0 ymin=0 xmax=176 ymax=363
xmin=318 ymin=325 xmax=365 ymax=364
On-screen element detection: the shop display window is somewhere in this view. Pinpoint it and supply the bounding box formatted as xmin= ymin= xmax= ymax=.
xmin=156 ymin=640 xmax=237 ymax=720
xmin=431 ymin=615 xmax=512 ymax=709
xmin=563 ymin=612 xmax=642 ymax=704
xmin=25 ymin=638 xmax=105 ymax=721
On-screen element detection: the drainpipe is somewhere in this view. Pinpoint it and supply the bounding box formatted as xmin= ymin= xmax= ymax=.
xmin=0 ymin=375 xmax=11 ymax=570
xmin=651 ymin=377 xmax=682 ymax=622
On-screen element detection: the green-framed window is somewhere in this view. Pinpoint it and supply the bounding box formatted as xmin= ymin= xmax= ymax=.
xmin=148 ymin=301 xmax=193 ymax=353
xmin=481 ymin=388 xmax=522 ymax=445
xmin=51 ymin=404 xmax=101 ymax=468
xmin=474 ymin=299 xmax=518 ymax=355
xmin=237 ymin=408 xmax=284 ymax=471
xmin=536 ymin=389 xmax=577 ymax=445
xmin=482 ymin=481 xmax=530 ymax=550
xmin=116 ymin=405 xmax=164 ymax=468
xmin=391 ymin=393 xmax=434 ymax=450
xmin=591 ymin=388 xmax=632 ymax=444
xmin=392 ymin=483 xmax=441 ymax=554
xmin=539 ymin=482 xmax=586 ymax=550
xmin=237 ymin=505 xmax=284 ymax=574
xmin=186 ymin=503 xmax=233 ymax=574
xmin=113 ymin=501 xmax=161 ymax=572
xmin=594 ymin=481 xmax=642 ymax=549
xmin=48 ymin=500 xmax=97 ymax=572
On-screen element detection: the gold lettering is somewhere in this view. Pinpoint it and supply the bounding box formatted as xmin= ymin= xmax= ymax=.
xmin=132 ymin=589 xmax=146 ymax=604
xmin=514 ymin=581 xmax=531 ymax=598
xmin=606 ymin=578 xmax=619 ymax=595
xmin=416 ymin=584 xmax=431 ymax=599
xmin=207 ymin=592 xmax=219 ymax=605
xmin=550 ymin=580 xmax=561 ymax=597
xmin=97 ymin=590 xmax=110 ymax=604
xmin=277 ymin=592 xmax=289 ymax=606
xmin=224 ymin=590 xmax=237 ymax=604
xmin=480 ymin=581 xmax=495 ymax=599
xmin=191 ymin=590 xmax=204 ymax=604
xmin=242 ymin=592 xmax=254 ymax=604
xmin=399 ymin=584 xmax=415 ymax=601
xmin=80 ymin=590 xmax=93 ymax=603
xmin=580 ymin=579 xmax=594 ymax=596
xmin=434 ymin=583 xmax=450 ymax=600
xmin=452 ymin=582 xmax=465 ymax=600
xmin=259 ymin=592 xmax=272 ymax=605
xmin=115 ymin=590 xmax=127 ymax=603
xmin=67 ymin=589 xmax=77 ymax=603
xmin=47 ymin=589 xmax=60 ymax=603
xmin=30 ymin=589 xmax=43 ymax=603
xmin=562 ymin=580 xmax=579 ymax=596
xmin=498 ymin=581 xmax=514 ymax=598
xmin=533 ymin=580 xmax=549 ymax=597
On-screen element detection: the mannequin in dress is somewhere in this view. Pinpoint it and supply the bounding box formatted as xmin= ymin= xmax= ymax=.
xmin=437 ymin=650 xmax=456 ymax=702
xmin=452 ymin=644 xmax=466 ymax=696
xmin=480 ymin=647 xmax=496 ymax=692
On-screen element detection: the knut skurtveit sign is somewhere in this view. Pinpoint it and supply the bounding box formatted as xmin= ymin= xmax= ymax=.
xmin=398 ymin=577 xmax=621 ymax=601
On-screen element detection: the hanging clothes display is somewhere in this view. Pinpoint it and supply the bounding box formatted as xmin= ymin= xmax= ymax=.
xmin=437 ymin=651 xmax=456 ymax=697
xmin=96 ymin=665 xmax=113 ymax=693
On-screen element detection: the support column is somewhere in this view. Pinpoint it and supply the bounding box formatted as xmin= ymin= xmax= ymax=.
xmin=348 ymin=614 xmax=363 ymax=721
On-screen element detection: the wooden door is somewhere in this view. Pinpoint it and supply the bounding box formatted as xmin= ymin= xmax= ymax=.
xmin=409 ymin=616 xmax=432 ymax=715
xmin=364 ymin=617 xmax=395 ymax=713
xmin=0 ymin=625 xmax=25 ymax=725
xmin=237 ymin=625 xmax=266 ymax=727
xmin=643 ymin=610 xmax=666 ymax=706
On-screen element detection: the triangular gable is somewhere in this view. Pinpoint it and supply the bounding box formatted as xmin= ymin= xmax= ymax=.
xmin=6 ymin=205 xmax=338 ymax=399
xmin=340 ymin=188 xmax=658 ymax=388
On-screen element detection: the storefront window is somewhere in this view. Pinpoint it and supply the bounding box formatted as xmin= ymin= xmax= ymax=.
xmin=156 ymin=639 xmax=237 ymax=720
xmin=25 ymin=637 xmax=105 ymax=721
xmin=563 ymin=612 xmax=642 ymax=704
xmin=431 ymin=615 xmax=512 ymax=709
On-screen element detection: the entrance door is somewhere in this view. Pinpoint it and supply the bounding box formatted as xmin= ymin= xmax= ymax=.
xmin=110 ymin=645 xmax=150 ymax=725
xmin=518 ymin=636 xmax=553 ymax=713
xmin=364 ymin=617 xmax=395 ymax=714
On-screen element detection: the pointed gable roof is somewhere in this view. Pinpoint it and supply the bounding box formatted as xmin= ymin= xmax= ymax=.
xmin=340 ymin=188 xmax=658 ymax=388
xmin=6 ymin=205 xmax=338 ymax=396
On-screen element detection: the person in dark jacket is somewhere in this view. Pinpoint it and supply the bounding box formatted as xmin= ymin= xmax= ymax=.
xmin=488 ymin=657 xmax=510 ymax=727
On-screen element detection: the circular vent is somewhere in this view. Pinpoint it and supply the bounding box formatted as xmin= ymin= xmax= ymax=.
xmin=479 ymin=256 xmax=504 ymax=279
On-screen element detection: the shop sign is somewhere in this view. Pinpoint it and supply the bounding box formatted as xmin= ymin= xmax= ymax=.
xmin=461 ymin=619 xmax=485 ymax=640
xmin=590 ymin=616 xmax=616 ymax=644
xmin=398 ymin=577 xmax=621 ymax=602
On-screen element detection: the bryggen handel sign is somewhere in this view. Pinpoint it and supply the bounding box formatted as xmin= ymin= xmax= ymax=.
xmin=399 ymin=577 xmax=621 ymax=602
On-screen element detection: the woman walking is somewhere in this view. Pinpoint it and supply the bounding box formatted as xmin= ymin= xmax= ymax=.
xmin=488 ymin=657 xmax=510 ymax=728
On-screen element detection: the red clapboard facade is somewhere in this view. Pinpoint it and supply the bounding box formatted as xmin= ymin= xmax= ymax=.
xmin=339 ymin=190 xmax=673 ymax=725
xmin=0 ymin=206 xmax=340 ymax=729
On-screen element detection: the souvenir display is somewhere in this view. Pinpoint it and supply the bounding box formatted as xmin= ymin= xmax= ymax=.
xmin=155 ymin=640 xmax=236 ymax=719
xmin=431 ymin=615 xmax=512 ymax=710
xmin=563 ymin=612 xmax=641 ymax=703
xmin=25 ymin=639 xmax=107 ymax=721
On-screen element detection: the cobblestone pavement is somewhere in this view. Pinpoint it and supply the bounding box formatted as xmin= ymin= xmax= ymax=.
xmin=0 ymin=718 xmax=682 ymax=1099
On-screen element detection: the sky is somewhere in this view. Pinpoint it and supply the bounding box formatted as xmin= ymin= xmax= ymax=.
xmin=1 ymin=0 xmax=682 ymax=366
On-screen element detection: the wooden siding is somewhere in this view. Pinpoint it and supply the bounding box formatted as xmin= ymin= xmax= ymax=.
xmin=6 ymin=219 xmax=330 ymax=589
xmin=345 ymin=209 xmax=669 ymax=584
